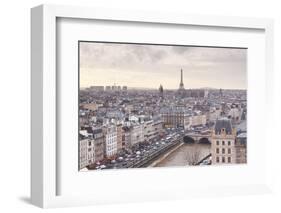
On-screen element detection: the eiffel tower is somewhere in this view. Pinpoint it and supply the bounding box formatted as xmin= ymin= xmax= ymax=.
xmin=179 ymin=69 xmax=185 ymax=90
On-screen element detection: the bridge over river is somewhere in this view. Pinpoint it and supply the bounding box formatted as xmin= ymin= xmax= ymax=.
xmin=183 ymin=132 xmax=212 ymax=144
xmin=126 ymin=132 xmax=212 ymax=168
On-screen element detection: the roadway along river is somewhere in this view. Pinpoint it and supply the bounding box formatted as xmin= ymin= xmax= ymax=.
xmin=155 ymin=143 xmax=211 ymax=167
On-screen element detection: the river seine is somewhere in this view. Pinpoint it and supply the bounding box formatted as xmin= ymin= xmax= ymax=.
xmin=156 ymin=143 xmax=211 ymax=167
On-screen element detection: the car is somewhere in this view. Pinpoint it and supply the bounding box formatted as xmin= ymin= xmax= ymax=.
xmin=100 ymin=165 xmax=106 ymax=169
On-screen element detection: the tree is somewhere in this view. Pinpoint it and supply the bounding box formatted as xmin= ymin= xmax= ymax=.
xmin=185 ymin=146 xmax=203 ymax=165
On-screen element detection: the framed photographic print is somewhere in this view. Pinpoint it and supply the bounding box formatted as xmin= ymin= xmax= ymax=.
xmin=31 ymin=4 xmax=274 ymax=208
xmin=78 ymin=41 xmax=247 ymax=170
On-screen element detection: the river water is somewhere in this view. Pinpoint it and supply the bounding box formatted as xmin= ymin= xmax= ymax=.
xmin=156 ymin=143 xmax=211 ymax=167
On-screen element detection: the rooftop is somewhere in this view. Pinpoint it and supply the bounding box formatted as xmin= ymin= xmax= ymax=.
xmin=214 ymin=118 xmax=233 ymax=134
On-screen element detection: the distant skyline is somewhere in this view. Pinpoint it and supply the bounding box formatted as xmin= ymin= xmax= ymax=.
xmin=79 ymin=42 xmax=247 ymax=90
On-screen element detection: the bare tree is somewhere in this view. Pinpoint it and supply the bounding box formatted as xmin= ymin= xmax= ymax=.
xmin=185 ymin=146 xmax=203 ymax=165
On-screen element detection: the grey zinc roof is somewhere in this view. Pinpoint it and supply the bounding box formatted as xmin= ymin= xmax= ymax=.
xmin=214 ymin=118 xmax=232 ymax=134
xmin=160 ymin=107 xmax=191 ymax=114
xmin=92 ymin=128 xmax=103 ymax=135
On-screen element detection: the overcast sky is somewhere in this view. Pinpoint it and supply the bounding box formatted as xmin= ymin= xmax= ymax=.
xmin=79 ymin=42 xmax=247 ymax=90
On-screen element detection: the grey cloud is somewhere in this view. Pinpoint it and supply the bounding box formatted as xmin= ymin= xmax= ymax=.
xmin=80 ymin=42 xmax=246 ymax=89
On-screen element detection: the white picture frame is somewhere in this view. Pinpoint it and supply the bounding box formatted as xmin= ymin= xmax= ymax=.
xmin=31 ymin=4 xmax=274 ymax=208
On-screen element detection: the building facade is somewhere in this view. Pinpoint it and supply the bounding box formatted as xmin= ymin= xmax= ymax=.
xmin=103 ymin=125 xmax=117 ymax=158
xmin=143 ymin=119 xmax=164 ymax=141
xmin=152 ymin=119 xmax=164 ymax=137
xmin=79 ymin=135 xmax=88 ymax=170
xmin=208 ymin=106 xmax=221 ymax=123
xmin=122 ymin=126 xmax=131 ymax=150
xmin=160 ymin=107 xmax=190 ymax=129
xmin=92 ymin=128 xmax=104 ymax=163
xmin=185 ymin=114 xmax=207 ymax=130
xmin=228 ymin=104 xmax=243 ymax=125
xmin=143 ymin=120 xmax=154 ymax=141
xmin=79 ymin=134 xmax=95 ymax=170
xmin=211 ymin=118 xmax=236 ymax=164
xmin=130 ymin=123 xmax=144 ymax=146
xmin=235 ymin=133 xmax=247 ymax=164
xmin=116 ymin=124 xmax=123 ymax=152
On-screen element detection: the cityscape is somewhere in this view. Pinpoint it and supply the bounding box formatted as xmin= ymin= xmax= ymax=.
xmin=79 ymin=42 xmax=247 ymax=171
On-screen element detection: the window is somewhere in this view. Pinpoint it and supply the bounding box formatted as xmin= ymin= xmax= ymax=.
xmin=228 ymin=157 xmax=231 ymax=163
xmin=88 ymin=141 xmax=91 ymax=146
xmin=222 ymin=141 xmax=225 ymax=145
xmin=216 ymin=141 xmax=219 ymax=145
xmin=222 ymin=157 xmax=225 ymax=163
xmin=216 ymin=148 xmax=219 ymax=154
xmin=222 ymin=148 xmax=225 ymax=154
xmin=228 ymin=141 xmax=231 ymax=146
xmin=228 ymin=148 xmax=231 ymax=154
xmin=216 ymin=157 xmax=220 ymax=163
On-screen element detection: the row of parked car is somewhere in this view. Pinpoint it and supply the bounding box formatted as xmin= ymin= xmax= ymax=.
xmin=93 ymin=128 xmax=185 ymax=170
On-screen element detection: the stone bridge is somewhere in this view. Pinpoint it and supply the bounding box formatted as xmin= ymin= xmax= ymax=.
xmin=183 ymin=133 xmax=212 ymax=144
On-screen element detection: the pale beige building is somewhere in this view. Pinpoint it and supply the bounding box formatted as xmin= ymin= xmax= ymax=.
xmin=116 ymin=124 xmax=123 ymax=152
xmin=208 ymin=106 xmax=221 ymax=123
xmin=143 ymin=120 xmax=154 ymax=141
xmin=130 ymin=123 xmax=144 ymax=146
xmin=152 ymin=119 xmax=164 ymax=137
xmin=79 ymin=134 xmax=95 ymax=170
xmin=122 ymin=126 xmax=131 ymax=150
xmin=92 ymin=128 xmax=104 ymax=163
xmin=160 ymin=107 xmax=189 ymax=129
xmin=185 ymin=114 xmax=207 ymax=130
xmin=79 ymin=136 xmax=88 ymax=170
xmin=211 ymin=118 xmax=236 ymax=164
xmin=103 ymin=125 xmax=117 ymax=158
xmin=143 ymin=119 xmax=164 ymax=141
